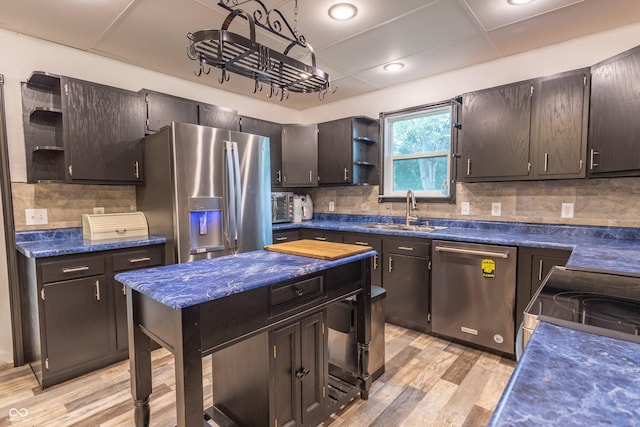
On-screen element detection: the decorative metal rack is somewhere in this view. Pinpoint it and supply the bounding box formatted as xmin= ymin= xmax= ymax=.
xmin=187 ymin=0 xmax=333 ymax=101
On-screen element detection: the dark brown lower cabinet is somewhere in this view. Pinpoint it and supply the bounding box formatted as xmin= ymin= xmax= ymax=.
xmin=20 ymin=244 xmax=164 ymax=388
xmin=382 ymin=238 xmax=431 ymax=333
xmin=42 ymin=275 xmax=110 ymax=373
xmin=212 ymin=310 xmax=327 ymax=427
xmin=515 ymin=247 xmax=570 ymax=330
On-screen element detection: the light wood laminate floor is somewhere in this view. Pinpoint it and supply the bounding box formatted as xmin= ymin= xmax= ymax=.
xmin=0 ymin=324 xmax=515 ymax=426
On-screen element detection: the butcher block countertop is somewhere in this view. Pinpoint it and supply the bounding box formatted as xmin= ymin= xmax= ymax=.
xmin=264 ymin=239 xmax=372 ymax=260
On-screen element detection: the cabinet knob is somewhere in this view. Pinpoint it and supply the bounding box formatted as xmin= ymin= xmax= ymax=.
xmin=296 ymin=368 xmax=311 ymax=379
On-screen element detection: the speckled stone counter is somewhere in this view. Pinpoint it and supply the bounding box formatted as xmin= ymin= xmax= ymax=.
xmin=275 ymin=214 xmax=640 ymax=277
xmin=16 ymin=227 xmax=166 ymax=258
xmin=489 ymin=321 xmax=640 ymax=426
xmin=115 ymin=249 xmax=376 ymax=309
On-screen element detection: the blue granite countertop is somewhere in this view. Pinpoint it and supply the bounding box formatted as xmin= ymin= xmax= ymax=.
xmin=15 ymin=228 xmax=166 ymax=258
xmin=115 ymin=249 xmax=375 ymax=309
xmin=276 ymin=215 xmax=640 ymax=277
xmin=489 ymin=321 xmax=640 ymax=426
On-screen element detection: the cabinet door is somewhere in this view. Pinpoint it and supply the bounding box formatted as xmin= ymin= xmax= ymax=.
xmin=271 ymin=322 xmax=300 ymax=427
xmin=42 ymin=275 xmax=110 ymax=373
xmin=530 ymin=255 xmax=569 ymax=297
xmin=459 ymin=81 xmax=532 ymax=181
xmin=382 ymin=253 xmax=430 ymax=332
xmin=198 ymin=103 xmax=239 ymax=130
xmin=282 ymin=124 xmax=318 ymax=187
xmin=588 ymin=45 xmax=640 ymax=176
xmin=144 ymin=90 xmax=198 ymax=133
xmin=299 ymin=312 xmax=326 ymax=425
xmin=531 ymin=69 xmax=589 ymax=179
xmin=241 ymin=116 xmax=283 ymax=187
xmin=318 ymin=118 xmax=352 ymax=184
xmin=62 ymin=77 xmax=145 ymax=183
xmin=343 ymin=233 xmax=382 ymax=287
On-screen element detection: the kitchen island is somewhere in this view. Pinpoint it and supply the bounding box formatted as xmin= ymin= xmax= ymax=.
xmin=115 ymin=248 xmax=375 ymax=427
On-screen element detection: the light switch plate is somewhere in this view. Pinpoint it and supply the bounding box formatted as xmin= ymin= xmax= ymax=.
xmin=93 ymin=207 xmax=105 ymax=214
xmin=461 ymin=202 xmax=470 ymax=216
xmin=328 ymin=201 xmax=335 ymax=212
xmin=25 ymin=208 xmax=48 ymax=225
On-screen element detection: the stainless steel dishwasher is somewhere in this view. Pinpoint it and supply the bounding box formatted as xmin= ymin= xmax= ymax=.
xmin=431 ymin=240 xmax=517 ymax=354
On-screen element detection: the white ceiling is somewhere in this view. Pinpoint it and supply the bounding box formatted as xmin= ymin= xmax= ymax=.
xmin=1 ymin=0 xmax=639 ymax=110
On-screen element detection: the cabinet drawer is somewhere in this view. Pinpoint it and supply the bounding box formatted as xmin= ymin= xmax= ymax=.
xmin=270 ymin=276 xmax=324 ymax=312
xmin=384 ymin=239 xmax=430 ymax=258
xmin=40 ymin=255 xmax=105 ymax=284
xmin=300 ymin=229 xmax=343 ymax=243
xmin=272 ymin=229 xmax=300 ymax=244
xmin=343 ymin=234 xmax=382 ymax=252
xmin=113 ymin=246 xmax=164 ymax=272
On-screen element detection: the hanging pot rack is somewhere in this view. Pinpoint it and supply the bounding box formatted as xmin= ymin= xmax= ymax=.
xmin=187 ymin=0 xmax=334 ymax=101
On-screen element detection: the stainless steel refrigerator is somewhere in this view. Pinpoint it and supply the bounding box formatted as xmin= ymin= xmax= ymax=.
xmin=137 ymin=122 xmax=272 ymax=264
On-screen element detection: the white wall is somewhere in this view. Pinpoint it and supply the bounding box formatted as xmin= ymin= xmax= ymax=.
xmin=300 ymin=22 xmax=640 ymax=123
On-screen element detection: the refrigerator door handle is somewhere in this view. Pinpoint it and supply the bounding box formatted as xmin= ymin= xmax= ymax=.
xmin=225 ymin=140 xmax=237 ymax=250
xmin=231 ymin=141 xmax=243 ymax=248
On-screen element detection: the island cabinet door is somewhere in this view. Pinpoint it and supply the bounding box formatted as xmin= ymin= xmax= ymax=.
xmin=270 ymin=310 xmax=327 ymax=427
xmin=41 ymin=275 xmax=110 ymax=374
xmin=271 ymin=322 xmax=301 ymax=427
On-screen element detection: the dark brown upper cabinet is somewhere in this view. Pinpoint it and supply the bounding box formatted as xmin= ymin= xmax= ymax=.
xmin=198 ymin=103 xmax=239 ymax=131
xmin=458 ymin=80 xmax=533 ymax=182
xmin=588 ymin=45 xmax=640 ymax=177
xmin=61 ymin=77 xmax=145 ymax=183
xmin=240 ymin=116 xmax=283 ymax=188
xmin=281 ymin=124 xmax=318 ymax=187
xmin=530 ymin=68 xmax=590 ymax=179
xmin=318 ymin=116 xmax=379 ymax=186
xmin=142 ymin=90 xmax=199 ymax=134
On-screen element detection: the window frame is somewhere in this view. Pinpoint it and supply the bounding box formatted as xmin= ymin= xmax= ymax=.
xmin=378 ymin=99 xmax=459 ymax=203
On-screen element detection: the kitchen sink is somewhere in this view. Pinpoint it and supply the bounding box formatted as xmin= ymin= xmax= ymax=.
xmin=361 ymin=223 xmax=447 ymax=232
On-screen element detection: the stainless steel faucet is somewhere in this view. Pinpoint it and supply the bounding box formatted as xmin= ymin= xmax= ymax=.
xmin=405 ymin=189 xmax=418 ymax=226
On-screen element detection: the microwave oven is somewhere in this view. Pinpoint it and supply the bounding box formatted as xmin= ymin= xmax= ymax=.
xmin=271 ymin=192 xmax=294 ymax=223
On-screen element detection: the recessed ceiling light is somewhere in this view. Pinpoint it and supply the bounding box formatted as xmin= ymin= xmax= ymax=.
xmin=383 ymin=62 xmax=404 ymax=72
xmin=507 ymin=0 xmax=534 ymax=5
xmin=328 ymin=3 xmax=358 ymax=21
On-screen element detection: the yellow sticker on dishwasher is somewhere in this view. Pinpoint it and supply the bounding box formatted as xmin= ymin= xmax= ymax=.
xmin=482 ymin=259 xmax=496 ymax=279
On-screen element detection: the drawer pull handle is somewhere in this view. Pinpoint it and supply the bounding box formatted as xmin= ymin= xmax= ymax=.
xmin=373 ymin=254 xmax=378 ymax=270
xmin=116 ymin=228 xmax=127 ymax=234
xmin=354 ymin=241 xmax=369 ymax=246
xmin=275 ymin=237 xmax=288 ymax=241
xmin=397 ymin=246 xmax=414 ymax=251
xmin=315 ymin=237 xmax=327 ymax=241
xmin=62 ymin=266 xmax=89 ymax=273
xmin=122 ymin=284 xmax=126 ymax=296
xmin=129 ymin=257 xmax=151 ymax=264
xmin=294 ymin=288 xmax=304 ymax=296
xmin=95 ymin=280 xmax=101 ymax=301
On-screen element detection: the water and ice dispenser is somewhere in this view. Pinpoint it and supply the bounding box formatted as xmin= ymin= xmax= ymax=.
xmin=188 ymin=197 xmax=224 ymax=254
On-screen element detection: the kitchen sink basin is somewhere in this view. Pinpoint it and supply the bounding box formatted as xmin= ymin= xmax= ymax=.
xmin=361 ymin=223 xmax=447 ymax=232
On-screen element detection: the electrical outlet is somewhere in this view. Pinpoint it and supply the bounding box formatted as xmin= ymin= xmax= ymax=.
xmin=93 ymin=207 xmax=105 ymax=214
xmin=461 ymin=202 xmax=470 ymax=216
xmin=25 ymin=208 xmax=48 ymax=226
xmin=491 ymin=202 xmax=501 ymax=217
xmin=328 ymin=201 xmax=335 ymax=212
xmin=561 ymin=203 xmax=574 ymax=219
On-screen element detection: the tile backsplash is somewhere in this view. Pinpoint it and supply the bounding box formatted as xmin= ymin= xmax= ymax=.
xmin=11 ymin=177 xmax=640 ymax=231
xmin=12 ymin=183 xmax=136 ymax=231
xmin=307 ymin=177 xmax=640 ymax=228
